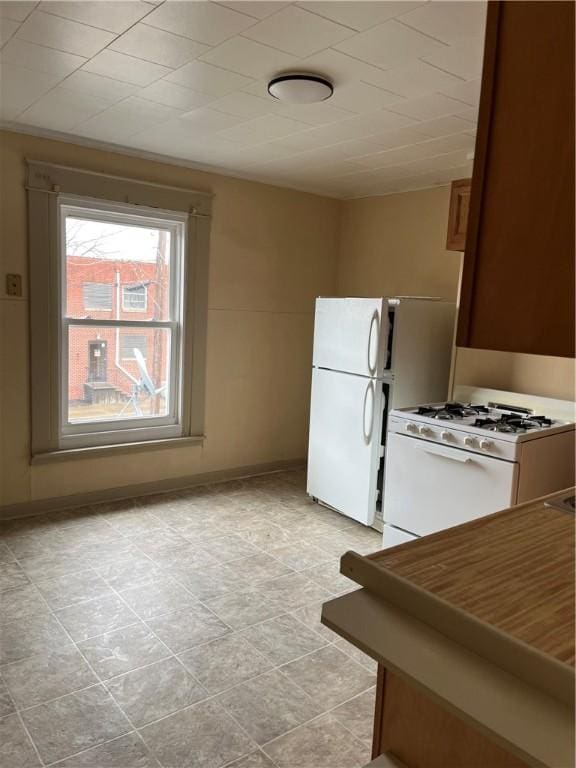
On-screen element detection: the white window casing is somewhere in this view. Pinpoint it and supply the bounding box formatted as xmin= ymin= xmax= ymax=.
xmin=27 ymin=161 xmax=212 ymax=456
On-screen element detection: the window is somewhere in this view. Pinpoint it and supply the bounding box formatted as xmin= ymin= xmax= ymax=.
xmin=121 ymin=334 xmax=147 ymax=359
xmin=28 ymin=161 xmax=211 ymax=455
xmin=122 ymin=284 xmax=147 ymax=312
xmin=83 ymin=283 xmax=113 ymax=310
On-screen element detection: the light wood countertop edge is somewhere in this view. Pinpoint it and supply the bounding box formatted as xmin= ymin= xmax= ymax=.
xmin=340 ymin=550 xmax=574 ymax=706
xmin=321 ymin=589 xmax=574 ymax=768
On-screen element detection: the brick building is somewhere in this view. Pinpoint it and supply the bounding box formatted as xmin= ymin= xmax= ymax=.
xmin=67 ymin=255 xmax=169 ymax=406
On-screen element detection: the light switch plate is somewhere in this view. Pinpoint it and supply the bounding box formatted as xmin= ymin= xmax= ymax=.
xmin=6 ymin=274 xmax=22 ymax=297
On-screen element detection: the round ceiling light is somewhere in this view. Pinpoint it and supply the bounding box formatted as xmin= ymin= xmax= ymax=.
xmin=267 ymin=74 xmax=333 ymax=104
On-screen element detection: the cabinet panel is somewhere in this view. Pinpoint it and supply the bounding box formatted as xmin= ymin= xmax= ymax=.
xmin=374 ymin=667 xmax=530 ymax=768
xmin=457 ymin=1 xmax=575 ymax=357
xmin=446 ymin=178 xmax=471 ymax=251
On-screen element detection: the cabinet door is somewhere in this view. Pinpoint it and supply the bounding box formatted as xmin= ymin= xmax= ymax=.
xmin=446 ymin=178 xmax=471 ymax=251
xmin=457 ymin=1 xmax=575 ymax=357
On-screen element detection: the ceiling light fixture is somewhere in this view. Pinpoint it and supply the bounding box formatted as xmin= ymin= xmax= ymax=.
xmin=267 ymin=74 xmax=333 ymax=104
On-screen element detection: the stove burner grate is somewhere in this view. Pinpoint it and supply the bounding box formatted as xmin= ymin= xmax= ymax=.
xmin=416 ymin=402 xmax=490 ymax=420
xmin=473 ymin=414 xmax=553 ymax=433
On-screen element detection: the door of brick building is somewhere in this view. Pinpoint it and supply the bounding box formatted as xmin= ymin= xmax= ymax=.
xmin=88 ymin=341 xmax=107 ymax=382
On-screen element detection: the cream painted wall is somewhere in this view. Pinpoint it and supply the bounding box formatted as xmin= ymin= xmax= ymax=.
xmin=337 ymin=187 xmax=575 ymax=402
xmin=0 ymin=130 xmax=340 ymax=507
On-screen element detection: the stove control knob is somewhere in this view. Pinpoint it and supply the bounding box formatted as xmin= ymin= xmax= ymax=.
xmin=418 ymin=425 xmax=432 ymax=436
xmin=406 ymin=422 xmax=418 ymax=433
xmin=479 ymin=439 xmax=493 ymax=451
xmin=464 ymin=436 xmax=477 ymax=448
xmin=440 ymin=430 xmax=452 ymax=441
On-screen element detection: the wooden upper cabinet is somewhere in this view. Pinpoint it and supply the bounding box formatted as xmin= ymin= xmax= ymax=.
xmin=457 ymin=1 xmax=575 ymax=358
xmin=446 ymin=179 xmax=471 ymax=251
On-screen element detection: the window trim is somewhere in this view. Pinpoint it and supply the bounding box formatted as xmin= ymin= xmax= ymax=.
xmin=121 ymin=284 xmax=148 ymax=312
xmin=27 ymin=160 xmax=212 ymax=458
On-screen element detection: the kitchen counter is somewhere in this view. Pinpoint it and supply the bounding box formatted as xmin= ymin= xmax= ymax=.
xmin=321 ymin=490 xmax=575 ymax=768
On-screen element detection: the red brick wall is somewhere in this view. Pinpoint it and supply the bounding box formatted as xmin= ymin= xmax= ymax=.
xmin=66 ymin=256 xmax=169 ymax=401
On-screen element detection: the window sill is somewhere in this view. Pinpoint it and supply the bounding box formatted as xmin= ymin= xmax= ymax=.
xmin=31 ymin=435 xmax=205 ymax=465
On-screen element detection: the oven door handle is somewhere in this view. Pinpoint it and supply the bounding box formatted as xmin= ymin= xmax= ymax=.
xmin=418 ymin=443 xmax=472 ymax=463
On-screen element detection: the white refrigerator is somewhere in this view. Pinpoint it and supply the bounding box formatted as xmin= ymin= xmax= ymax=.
xmin=306 ymin=296 xmax=456 ymax=527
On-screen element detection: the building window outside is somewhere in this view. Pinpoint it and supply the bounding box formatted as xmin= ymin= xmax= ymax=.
xmin=121 ymin=334 xmax=148 ymax=360
xmin=83 ymin=283 xmax=113 ymax=310
xmin=122 ymin=284 xmax=147 ymax=312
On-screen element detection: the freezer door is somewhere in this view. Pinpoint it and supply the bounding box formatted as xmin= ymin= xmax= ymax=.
xmin=307 ymin=367 xmax=383 ymax=525
xmin=383 ymin=433 xmax=519 ymax=536
xmin=313 ymin=297 xmax=388 ymax=377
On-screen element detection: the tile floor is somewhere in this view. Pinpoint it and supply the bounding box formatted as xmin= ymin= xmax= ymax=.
xmin=0 ymin=470 xmax=381 ymax=768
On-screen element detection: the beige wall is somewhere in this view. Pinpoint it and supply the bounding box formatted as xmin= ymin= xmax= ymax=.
xmin=337 ymin=187 xmax=575 ymax=402
xmin=1 ymin=132 xmax=574 ymax=509
xmin=0 ymin=130 xmax=340 ymax=507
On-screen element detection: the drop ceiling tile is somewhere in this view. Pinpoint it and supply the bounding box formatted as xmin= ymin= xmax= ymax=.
xmin=180 ymin=106 xmax=249 ymax=132
xmin=82 ymin=50 xmax=171 ymax=87
xmin=358 ymin=125 xmax=432 ymax=151
xmin=399 ymin=1 xmax=487 ymax=45
xmin=355 ymin=132 xmax=475 ymax=170
xmin=16 ymin=10 xmax=115 ymax=57
xmin=330 ymin=81 xmax=402 ymax=113
xmin=310 ymin=137 xmax=389 ymax=160
xmin=1 ymin=38 xmax=86 ymax=76
xmin=411 ymin=114 xmax=475 ymax=139
xmin=334 ymin=18 xmax=446 ymax=70
xmin=230 ymin=141 xmax=298 ymax=167
xmin=341 ymin=109 xmax=418 ymax=136
xmin=18 ymin=86 xmax=112 ymax=131
xmin=0 ymin=62 xmax=61 ymax=119
xmin=243 ymin=5 xmax=354 ymax=57
xmin=217 ymin=113 xmax=310 ymax=145
xmin=217 ymin=2 xmax=291 ymax=20
xmin=210 ymin=91 xmax=277 ymax=118
xmin=110 ymin=23 xmax=210 ymax=69
xmin=421 ymin=36 xmax=485 ymax=80
xmin=38 ymin=0 xmax=150 ymax=34
xmin=139 ymin=80 xmax=215 ymax=110
xmin=0 ymin=1 xmax=36 ymax=22
xmin=200 ymin=35 xmax=296 ymax=79
xmin=274 ymin=100 xmax=354 ymax=126
xmin=366 ymin=59 xmax=463 ymax=99
xmin=0 ymin=17 xmax=20 ymax=46
xmin=439 ymin=78 xmax=481 ymax=108
xmin=145 ymin=0 xmax=257 ymax=46
xmin=297 ymin=1 xmax=425 ymax=32
xmin=455 ymin=106 xmax=478 ymax=123
xmin=59 ymin=70 xmax=138 ymax=103
xmin=166 ymin=61 xmax=253 ymax=96
xmin=272 ymin=118 xmax=362 ymax=152
xmin=301 ymin=48 xmax=392 ymax=87
xmin=386 ymin=92 xmax=469 ymax=121
xmin=74 ymin=96 xmax=182 ymax=143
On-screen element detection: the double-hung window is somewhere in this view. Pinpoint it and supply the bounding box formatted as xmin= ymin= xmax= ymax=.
xmin=28 ymin=161 xmax=211 ymax=456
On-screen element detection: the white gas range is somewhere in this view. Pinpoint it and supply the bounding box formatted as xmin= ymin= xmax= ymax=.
xmin=382 ymin=387 xmax=576 ymax=548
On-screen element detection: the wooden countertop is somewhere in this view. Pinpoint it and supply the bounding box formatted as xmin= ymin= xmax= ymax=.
xmin=339 ymin=490 xmax=575 ymax=706
xmin=321 ymin=490 xmax=575 ymax=767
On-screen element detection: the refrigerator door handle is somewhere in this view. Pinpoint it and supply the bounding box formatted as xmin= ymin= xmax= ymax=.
xmin=367 ymin=310 xmax=379 ymax=375
xmin=363 ymin=380 xmax=375 ymax=444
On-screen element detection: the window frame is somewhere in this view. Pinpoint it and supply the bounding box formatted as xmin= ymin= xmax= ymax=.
xmin=121 ymin=283 xmax=148 ymax=312
xmin=28 ymin=161 xmax=212 ymax=458
xmin=59 ymin=196 xmax=186 ymax=447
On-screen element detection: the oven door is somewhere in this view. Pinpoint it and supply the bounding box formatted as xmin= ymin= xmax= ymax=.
xmin=383 ymin=433 xmax=519 ymax=537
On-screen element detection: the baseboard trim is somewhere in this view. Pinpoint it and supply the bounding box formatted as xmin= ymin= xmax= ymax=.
xmin=0 ymin=459 xmax=306 ymax=522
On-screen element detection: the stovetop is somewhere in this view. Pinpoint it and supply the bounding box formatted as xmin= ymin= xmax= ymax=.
xmin=395 ymin=401 xmax=574 ymax=441
xmin=414 ymin=402 xmax=555 ymax=433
